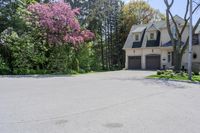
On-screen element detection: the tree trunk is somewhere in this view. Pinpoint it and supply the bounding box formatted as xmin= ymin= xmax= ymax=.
xmin=73 ymin=49 xmax=80 ymax=72
xmin=100 ymin=27 xmax=105 ymax=70
xmin=173 ymin=50 xmax=183 ymax=72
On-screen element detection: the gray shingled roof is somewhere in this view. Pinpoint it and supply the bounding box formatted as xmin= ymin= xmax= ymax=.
xmin=132 ymin=27 xmax=146 ymax=33
xmin=147 ymin=21 xmax=166 ymax=29
xmin=123 ymin=24 xmax=146 ymax=49
xmin=172 ymin=15 xmax=186 ymax=25
xmin=123 ymin=15 xmax=198 ymax=49
xmin=123 ymin=20 xmax=165 ymax=49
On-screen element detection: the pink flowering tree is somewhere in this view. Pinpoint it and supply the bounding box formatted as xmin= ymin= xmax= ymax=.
xmin=27 ymin=2 xmax=94 ymax=46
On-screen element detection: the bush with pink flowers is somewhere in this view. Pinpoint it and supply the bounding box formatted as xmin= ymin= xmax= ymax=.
xmin=27 ymin=2 xmax=94 ymax=46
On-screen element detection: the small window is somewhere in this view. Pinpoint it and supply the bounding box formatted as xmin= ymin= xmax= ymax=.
xmin=135 ymin=34 xmax=139 ymax=41
xmin=168 ymin=52 xmax=171 ymax=63
xmin=150 ymin=33 xmax=155 ymax=40
xmin=193 ymin=34 xmax=199 ymax=45
xmin=193 ymin=53 xmax=197 ymax=59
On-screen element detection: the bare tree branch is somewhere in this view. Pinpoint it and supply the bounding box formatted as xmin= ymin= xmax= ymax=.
xmin=184 ymin=0 xmax=190 ymax=20
xmin=186 ymin=3 xmax=200 ymax=21
xmin=168 ymin=11 xmax=181 ymax=36
xmin=181 ymin=0 xmax=189 ymax=35
xmin=164 ymin=0 xmax=179 ymax=38
xmin=164 ymin=0 xmax=174 ymax=8
xmin=181 ymin=0 xmax=200 ymax=34
xmin=181 ymin=18 xmax=200 ymax=55
xmin=193 ymin=18 xmax=200 ymax=34
xmin=164 ymin=0 xmax=176 ymax=51
xmin=180 ymin=21 xmax=188 ymax=35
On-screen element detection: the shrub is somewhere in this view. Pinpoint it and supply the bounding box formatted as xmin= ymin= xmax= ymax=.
xmin=78 ymin=69 xmax=86 ymax=74
xmin=170 ymin=73 xmax=176 ymax=78
xmin=192 ymin=63 xmax=200 ymax=75
xmin=165 ymin=70 xmax=173 ymax=74
xmin=13 ymin=68 xmax=27 ymax=75
xmin=47 ymin=45 xmax=72 ymax=73
xmin=0 ymin=55 xmax=10 ymax=75
xmin=180 ymin=71 xmax=185 ymax=77
xmin=193 ymin=71 xmax=199 ymax=75
xmin=3 ymin=30 xmax=48 ymax=72
xmin=157 ymin=70 xmax=162 ymax=75
xmin=150 ymin=69 xmax=200 ymax=82
xmin=157 ymin=70 xmax=165 ymax=75
xmin=77 ymin=43 xmax=93 ymax=72
xmin=192 ymin=76 xmax=200 ymax=82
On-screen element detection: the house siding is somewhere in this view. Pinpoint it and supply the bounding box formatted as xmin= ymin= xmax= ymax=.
xmin=125 ymin=48 xmax=173 ymax=69
xmin=123 ymin=16 xmax=200 ymax=70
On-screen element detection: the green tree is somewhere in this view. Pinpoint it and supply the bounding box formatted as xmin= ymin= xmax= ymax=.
xmin=0 ymin=0 xmax=48 ymax=74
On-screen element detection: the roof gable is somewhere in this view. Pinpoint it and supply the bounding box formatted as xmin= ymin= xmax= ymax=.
xmin=170 ymin=15 xmax=185 ymax=26
xmin=146 ymin=24 xmax=159 ymax=31
xmin=132 ymin=27 xmax=146 ymax=33
xmin=123 ymin=15 xmax=192 ymax=49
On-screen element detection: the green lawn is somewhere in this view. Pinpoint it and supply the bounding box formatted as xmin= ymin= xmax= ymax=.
xmin=147 ymin=70 xmax=200 ymax=82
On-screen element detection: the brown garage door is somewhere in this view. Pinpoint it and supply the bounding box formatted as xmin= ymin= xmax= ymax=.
xmin=128 ymin=56 xmax=141 ymax=69
xmin=146 ymin=55 xmax=161 ymax=70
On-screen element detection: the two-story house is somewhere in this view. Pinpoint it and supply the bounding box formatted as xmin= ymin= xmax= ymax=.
xmin=123 ymin=15 xmax=200 ymax=70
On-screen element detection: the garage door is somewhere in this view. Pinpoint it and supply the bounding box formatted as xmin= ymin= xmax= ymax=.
xmin=128 ymin=56 xmax=141 ymax=69
xmin=146 ymin=55 xmax=161 ymax=70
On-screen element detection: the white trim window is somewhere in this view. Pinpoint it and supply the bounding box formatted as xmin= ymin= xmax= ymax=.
xmin=150 ymin=32 xmax=155 ymax=40
xmin=135 ymin=34 xmax=139 ymax=41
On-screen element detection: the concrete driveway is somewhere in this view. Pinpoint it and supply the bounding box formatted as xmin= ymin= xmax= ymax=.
xmin=0 ymin=70 xmax=200 ymax=133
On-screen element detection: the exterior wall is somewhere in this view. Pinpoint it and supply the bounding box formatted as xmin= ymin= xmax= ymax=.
xmin=199 ymin=34 xmax=200 ymax=43
xmin=125 ymin=48 xmax=173 ymax=69
xmin=124 ymin=23 xmax=200 ymax=70
xmin=182 ymin=44 xmax=200 ymax=69
xmin=181 ymin=26 xmax=190 ymax=42
xmin=192 ymin=45 xmax=200 ymax=62
xmin=125 ymin=44 xmax=200 ymax=70
xmin=182 ymin=33 xmax=200 ymax=69
xmin=161 ymin=50 xmax=172 ymax=69
xmin=160 ymin=28 xmax=170 ymax=44
xmin=160 ymin=26 xmax=189 ymax=45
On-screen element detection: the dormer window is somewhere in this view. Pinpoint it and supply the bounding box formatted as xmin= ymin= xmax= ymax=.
xmin=135 ymin=34 xmax=139 ymax=41
xmin=150 ymin=33 xmax=155 ymax=40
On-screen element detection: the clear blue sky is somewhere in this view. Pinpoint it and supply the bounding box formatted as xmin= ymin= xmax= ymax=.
xmin=124 ymin=0 xmax=199 ymax=23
